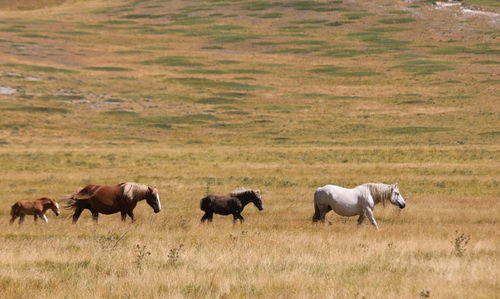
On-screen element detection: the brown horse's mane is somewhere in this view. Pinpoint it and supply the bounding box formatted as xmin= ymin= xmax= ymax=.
xmin=119 ymin=182 xmax=149 ymax=201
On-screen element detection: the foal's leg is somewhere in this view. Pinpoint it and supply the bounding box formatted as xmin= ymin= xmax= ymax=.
xmin=10 ymin=214 xmax=18 ymax=225
xmin=40 ymin=214 xmax=49 ymax=223
xmin=19 ymin=214 xmax=25 ymax=225
xmin=364 ymin=208 xmax=379 ymax=230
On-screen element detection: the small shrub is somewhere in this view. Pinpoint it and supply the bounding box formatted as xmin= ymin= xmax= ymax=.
xmin=167 ymin=243 xmax=184 ymax=266
xmin=452 ymin=231 xmax=471 ymax=257
xmin=135 ymin=244 xmax=151 ymax=271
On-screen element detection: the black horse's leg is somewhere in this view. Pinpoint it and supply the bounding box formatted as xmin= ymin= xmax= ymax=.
xmin=201 ymin=211 xmax=213 ymax=222
xmin=121 ymin=211 xmax=127 ymax=222
xmin=10 ymin=214 xmax=18 ymax=225
xmin=19 ymin=214 xmax=25 ymax=225
xmin=72 ymin=207 xmax=84 ymax=223
xmin=233 ymin=212 xmax=244 ymax=223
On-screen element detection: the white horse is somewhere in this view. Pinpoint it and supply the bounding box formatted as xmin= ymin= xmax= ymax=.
xmin=312 ymin=183 xmax=406 ymax=230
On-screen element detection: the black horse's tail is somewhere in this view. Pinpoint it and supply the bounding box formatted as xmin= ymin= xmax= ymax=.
xmin=200 ymin=196 xmax=211 ymax=211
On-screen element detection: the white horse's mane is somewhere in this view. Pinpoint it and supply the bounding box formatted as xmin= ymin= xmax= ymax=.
xmin=121 ymin=182 xmax=149 ymax=200
xmin=361 ymin=183 xmax=393 ymax=206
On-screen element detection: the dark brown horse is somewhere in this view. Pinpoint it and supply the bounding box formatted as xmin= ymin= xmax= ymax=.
xmin=200 ymin=188 xmax=263 ymax=223
xmin=10 ymin=197 xmax=60 ymax=224
xmin=65 ymin=182 xmax=161 ymax=223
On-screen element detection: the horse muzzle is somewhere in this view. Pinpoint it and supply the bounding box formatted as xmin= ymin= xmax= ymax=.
xmin=56 ymin=211 xmax=60 ymax=216
xmin=258 ymin=207 xmax=263 ymax=211
xmin=154 ymin=209 xmax=160 ymax=213
xmin=398 ymin=202 xmax=406 ymax=209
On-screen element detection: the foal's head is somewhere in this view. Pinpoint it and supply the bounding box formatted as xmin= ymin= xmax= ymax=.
xmin=44 ymin=198 xmax=60 ymax=216
xmin=390 ymin=183 xmax=406 ymax=209
xmin=146 ymin=186 xmax=161 ymax=213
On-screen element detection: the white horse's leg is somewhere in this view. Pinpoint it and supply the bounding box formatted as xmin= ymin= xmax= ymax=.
xmin=365 ymin=208 xmax=379 ymax=230
xmin=41 ymin=214 xmax=48 ymax=223
xmin=357 ymin=214 xmax=365 ymax=225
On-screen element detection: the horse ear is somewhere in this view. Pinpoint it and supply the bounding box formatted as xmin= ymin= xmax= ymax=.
xmin=395 ymin=182 xmax=398 ymax=188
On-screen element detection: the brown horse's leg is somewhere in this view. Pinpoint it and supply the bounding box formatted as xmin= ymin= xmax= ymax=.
xmin=91 ymin=211 xmax=99 ymax=223
xmin=121 ymin=211 xmax=127 ymax=222
xmin=127 ymin=211 xmax=136 ymax=223
xmin=19 ymin=214 xmax=25 ymax=225
xmin=72 ymin=207 xmax=84 ymax=223
xmin=34 ymin=214 xmax=38 ymax=222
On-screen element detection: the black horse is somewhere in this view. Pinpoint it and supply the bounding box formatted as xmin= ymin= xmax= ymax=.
xmin=200 ymin=188 xmax=263 ymax=223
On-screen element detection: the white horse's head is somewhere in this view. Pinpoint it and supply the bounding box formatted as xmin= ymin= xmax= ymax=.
xmin=390 ymin=183 xmax=406 ymax=209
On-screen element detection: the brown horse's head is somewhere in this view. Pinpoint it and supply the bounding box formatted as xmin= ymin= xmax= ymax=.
xmin=146 ymin=187 xmax=161 ymax=213
xmin=45 ymin=198 xmax=60 ymax=216
xmin=252 ymin=190 xmax=264 ymax=211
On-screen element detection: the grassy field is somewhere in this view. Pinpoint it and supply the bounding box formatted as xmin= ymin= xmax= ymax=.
xmin=0 ymin=0 xmax=499 ymax=297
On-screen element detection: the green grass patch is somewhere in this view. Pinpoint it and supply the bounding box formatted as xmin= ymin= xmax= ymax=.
xmin=343 ymin=12 xmax=375 ymax=20
xmin=291 ymin=19 xmax=328 ymax=24
xmin=471 ymin=60 xmax=499 ymax=64
xmin=393 ymin=60 xmax=454 ymax=75
xmin=250 ymin=13 xmax=283 ymax=18
xmin=431 ymin=46 xmax=500 ymax=55
xmin=114 ymin=50 xmax=150 ymax=54
xmin=383 ymin=126 xmax=452 ymax=134
xmin=102 ymin=110 xmax=139 ymax=117
xmin=346 ymin=31 xmax=410 ymax=50
xmin=284 ymin=1 xmax=335 ymax=11
xmin=3 ymin=63 xmax=75 ymax=73
xmin=84 ymin=67 xmax=131 ymax=71
xmin=100 ymin=20 xmax=137 ymax=25
xmin=2 ymin=106 xmax=69 ymax=114
xmin=208 ymin=25 xmax=247 ymax=31
xmin=311 ymin=66 xmax=380 ymax=77
xmin=241 ymin=1 xmax=281 ymax=11
xmin=141 ymin=56 xmax=204 ymax=67
xmin=121 ymin=14 xmax=165 ymax=19
xmin=378 ymin=18 xmax=415 ymax=24
xmin=209 ymin=33 xmax=259 ymax=44
xmin=196 ymin=97 xmax=239 ymax=104
xmin=169 ymin=78 xmax=272 ymax=91
xmin=57 ymin=31 xmax=94 ymax=35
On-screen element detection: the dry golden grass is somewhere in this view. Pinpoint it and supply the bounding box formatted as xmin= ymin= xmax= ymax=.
xmin=0 ymin=0 xmax=499 ymax=297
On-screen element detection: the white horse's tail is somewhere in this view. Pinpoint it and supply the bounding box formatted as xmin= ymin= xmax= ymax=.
xmin=312 ymin=190 xmax=321 ymax=222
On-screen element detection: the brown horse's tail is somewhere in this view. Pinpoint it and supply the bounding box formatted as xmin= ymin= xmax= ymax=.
xmin=200 ymin=196 xmax=211 ymax=211
xmin=62 ymin=189 xmax=93 ymax=210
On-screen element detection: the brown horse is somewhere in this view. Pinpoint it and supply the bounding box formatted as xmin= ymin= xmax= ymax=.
xmin=65 ymin=182 xmax=161 ymax=223
xmin=10 ymin=197 xmax=60 ymax=224
xmin=200 ymin=188 xmax=263 ymax=223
